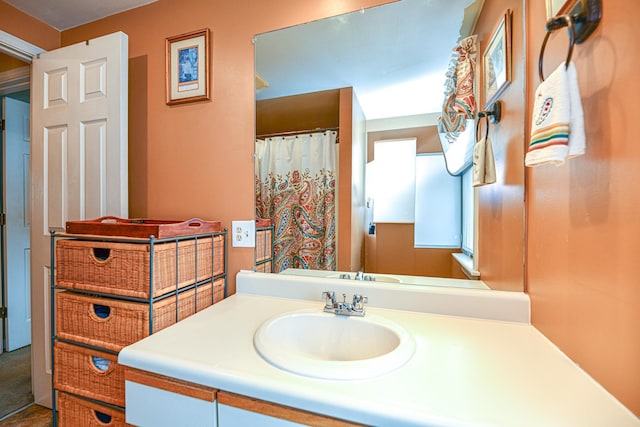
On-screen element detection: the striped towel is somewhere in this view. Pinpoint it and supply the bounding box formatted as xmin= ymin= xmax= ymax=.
xmin=525 ymin=62 xmax=585 ymax=167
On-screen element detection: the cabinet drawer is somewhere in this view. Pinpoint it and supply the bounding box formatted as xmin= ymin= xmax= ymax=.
xmin=55 ymin=235 xmax=224 ymax=298
xmin=57 ymin=391 xmax=128 ymax=426
xmin=54 ymin=341 xmax=125 ymax=407
xmin=56 ymin=280 xmax=220 ymax=352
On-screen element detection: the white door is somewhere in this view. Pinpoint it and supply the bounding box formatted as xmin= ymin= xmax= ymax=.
xmin=31 ymin=31 xmax=129 ymax=407
xmin=3 ymin=96 xmax=31 ymax=352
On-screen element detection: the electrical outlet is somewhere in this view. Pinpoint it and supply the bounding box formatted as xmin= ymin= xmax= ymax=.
xmin=231 ymin=220 xmax=255 ymax=247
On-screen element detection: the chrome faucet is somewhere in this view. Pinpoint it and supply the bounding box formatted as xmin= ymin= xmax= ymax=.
xmin=322 ymin=291 xmax=368 ymax=316
xmin=339 ymin=271 xmax=376 ymax=281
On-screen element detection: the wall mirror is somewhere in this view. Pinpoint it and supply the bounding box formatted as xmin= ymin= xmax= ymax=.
xmin=254 ymin=0 xmax=525 ymax=292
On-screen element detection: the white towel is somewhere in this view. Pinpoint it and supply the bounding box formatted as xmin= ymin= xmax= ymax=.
xmin=473 ymin=135 xmax=496 ymax=187
xmin=525 ymin=62 xmax=585 ymax=167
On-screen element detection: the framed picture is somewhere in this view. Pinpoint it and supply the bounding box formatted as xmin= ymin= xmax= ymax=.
xmin=166 ymin=29 xmax=210 ymax=105
xmin=546 ymin=0 xmax=579 ymax=19
xmin=483 ymin=11 xmax=511 ymax=108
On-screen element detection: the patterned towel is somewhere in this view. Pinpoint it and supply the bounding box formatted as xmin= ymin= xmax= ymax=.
xmin=525 ymin=62 xmax=585 ymax=166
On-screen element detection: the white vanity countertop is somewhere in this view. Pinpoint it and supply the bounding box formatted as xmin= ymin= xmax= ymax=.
xmin=118 ymin=273 xmax=638 ymax=427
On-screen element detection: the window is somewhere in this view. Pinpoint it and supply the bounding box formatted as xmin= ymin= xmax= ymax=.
xmin=366 ymin=139 xmax=473 ymax=253
xmin=414 ymin=154 xmax=461 ymax=248
xmin=369 ymin=138 xmax=416 ymax=223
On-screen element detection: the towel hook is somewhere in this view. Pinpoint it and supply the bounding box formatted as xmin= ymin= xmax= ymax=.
xmin=476 ymin=100 xmax=502 ymax=141
xmin=477 ymin=100 xmax=502 ymax=124
xmin=538 ymin=14 xmax=575 ymax=82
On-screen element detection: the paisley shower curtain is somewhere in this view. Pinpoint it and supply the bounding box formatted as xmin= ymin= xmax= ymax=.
xmin=255 ymin=131 xmax=337 ymax=272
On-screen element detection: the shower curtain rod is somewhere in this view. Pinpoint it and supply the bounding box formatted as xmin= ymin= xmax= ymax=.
xmin=256 ymin=127 xmax=339 ymax=140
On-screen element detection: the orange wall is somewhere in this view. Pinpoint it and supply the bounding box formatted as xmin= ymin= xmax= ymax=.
xmin=372 ymin=223 xmax=466 ymax=279
xmin=526 ymin=1 xmax=640 ymax=416
xmin=256 ymin=89 xmax=340 ymax=136
xmin=0 ymin=52 xmax=27 ymax=72
xmin=0 ymin=3 xmax=59 ymax=51
xmin=473 ymin=0 xmax=526 ymax=292
xmin=60 ymin=0 xmax=393 ymax=295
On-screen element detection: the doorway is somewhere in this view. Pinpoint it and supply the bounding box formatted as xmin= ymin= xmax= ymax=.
xmin=0 ymin=90 xmax=32 ymax=419
xmin=0 ymin=39 xmax=39 ymax=420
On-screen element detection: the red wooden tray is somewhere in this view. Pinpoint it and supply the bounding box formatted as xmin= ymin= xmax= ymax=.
xmin=65 ymin=216 xmax=221 ymax=238
xmin=255 ymin=218 xmax=272 ymax=228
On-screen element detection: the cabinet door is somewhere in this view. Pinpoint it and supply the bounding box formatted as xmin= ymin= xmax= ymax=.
xmin=125 ymin=369 xmax=217 ymax=427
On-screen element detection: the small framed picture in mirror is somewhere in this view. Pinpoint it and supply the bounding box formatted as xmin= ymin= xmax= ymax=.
xmin=546 ymin=0 xmax=582 ymax=19
xmin=166 ymin=29 xmax=211 ymax=105
xmin=546 ymin=0 xmax=567 ymax=18
xmin=483 ymin=10 xmax=512 ymax=108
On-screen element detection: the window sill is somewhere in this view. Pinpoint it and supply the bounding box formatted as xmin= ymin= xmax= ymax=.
xmin=452 ymin=253 xmax=480 ymax=280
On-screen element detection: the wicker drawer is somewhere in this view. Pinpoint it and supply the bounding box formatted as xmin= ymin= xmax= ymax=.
xmin=54 ymin=341 xmax=125 ymax=407
xmin=256 ymin=260 xmax=272 ymax=273
xmin=256 ymin=228 xmax=272 ymax=262
xmin=58 ymin=392 xmax=128 ymax=426
xmin=55 ymin=279 xmax=222 ymax=353
xmin=55 ymin=235 xmax=224 ymax=298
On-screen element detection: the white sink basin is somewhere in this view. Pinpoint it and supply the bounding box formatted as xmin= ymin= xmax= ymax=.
xmin=254 ymin=309 xmax=415 ymax=380
xmin=368 ymin=275 xmax=403 ymax=283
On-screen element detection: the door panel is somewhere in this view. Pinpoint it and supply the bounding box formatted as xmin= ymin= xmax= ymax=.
xmin=44 ymin=126 xmax=67 ymax=230
xmin=31 ymin=31 xmax=128 ymax=407
xmin=3 ymin=97 xmax=31 ymax=351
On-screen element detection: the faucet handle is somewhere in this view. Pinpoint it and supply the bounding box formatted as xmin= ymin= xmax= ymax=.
xmin=352 ymin=294 xmax=368 ymax=311
xmin=322 ymin=291 xmax=335 ymax=308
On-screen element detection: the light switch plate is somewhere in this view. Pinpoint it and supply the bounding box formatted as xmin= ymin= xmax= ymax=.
xmin=231 ymin=220 xmax=256 ymax=247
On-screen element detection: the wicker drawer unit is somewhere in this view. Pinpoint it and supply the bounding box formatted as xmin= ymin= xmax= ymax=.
xmin=56 ymin=279 xmax=223 ymax=353
xmin=57 ymin=392 xmax=128 ymax=427
xmin=51 ymin=221 xmax=228 ymax=425
xmin=55 ymin=235 xmax=224 ymax=299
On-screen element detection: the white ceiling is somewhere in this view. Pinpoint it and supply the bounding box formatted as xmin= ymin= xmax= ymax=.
xmin=256 ymin=0 xmax=481 ymax=120
xmin=3 ymin=0 xmax=157 ymax=30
